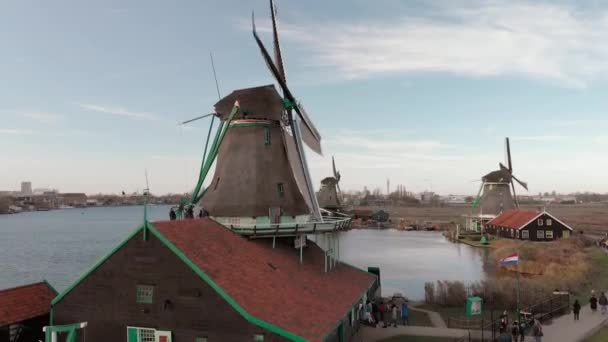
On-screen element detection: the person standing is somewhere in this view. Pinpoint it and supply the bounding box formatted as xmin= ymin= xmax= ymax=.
xmin=590 ymin=294 xmax=598 ymax=313
xmin=169 ymin=207 xmax=176 ymax=220
xmin=401 ymin=303 xmax=409 ymax=326
xmin=511 ymin=322 xmax=519 ymax=341
xmin=599 ymin=293 xmax=608 ymax=315
xmin=532 ymin=319 xmax=543 ymax=342
xmin=378 ymin=301 xmax=386 ymax=327
xmin=518 ymin=320 xmax=526 ymax=342
xmin=391 ymin=304 xmax=398 ymax=327
xmin=573 ymin=299 xmax=581 ymax=320
xmin=372 ymin=301 xmax=379 ymax=325
xmin=365 ymin=300 xmax=375 ymax=325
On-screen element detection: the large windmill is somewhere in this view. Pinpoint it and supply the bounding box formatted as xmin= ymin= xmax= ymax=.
xmin=185 ymin=0 xmax=350 ymax=241
xmin=472 ymin=137 xmax=528 ymax=216
xmin=317 ymin=156 xmax=344 ymax=212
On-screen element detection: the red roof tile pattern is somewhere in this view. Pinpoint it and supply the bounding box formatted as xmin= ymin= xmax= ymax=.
xmin=153 ymin=219 xmax=375 ymax=342
xmin=0 ymin=282 xmax=56 ymax=326
xmin=487 ymin=209 xmax=540 ymax=230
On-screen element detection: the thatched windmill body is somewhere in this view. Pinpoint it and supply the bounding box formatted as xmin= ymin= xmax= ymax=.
xmin=317 ymin=157 xmax=344 ymax=212
xmin=472 ymin=137 xmax=528 ymax=216
xmin=464 ymin=137 xmax=528 ymax=232
xmin=185 ymin=1 xmax=350 ymax=239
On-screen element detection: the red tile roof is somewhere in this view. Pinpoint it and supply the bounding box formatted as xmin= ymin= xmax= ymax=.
xmin=153 ymin=219 xmax=375 ymax=342
xmin=487 ymin=209 xmax=540 ymax=230
xmin=0 ymin=282 xmax=56 ymax=326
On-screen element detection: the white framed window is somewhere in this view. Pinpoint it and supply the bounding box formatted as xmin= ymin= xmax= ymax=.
xmin=516 ymin=230 xmax=520 ymax=238
xmin=538 ymin=219 xmax=544 ymax=226
xmin=127 ymin=327 xmax=172 ymax=342
xmin=521 ymin=230 xmax=529 ymax=239
xmin=546 ymin=230 xmax=554 ymax=239
xmin=253 ymin=334 xmax=265 ymax=341
xmin=547 ymin=219 xmax=553 ymax=226
xmin=537 ymin=230 xmax=545 ymax=239
xmin=136 ymin=285 xmax=154 ymax=304
xmin=564 ymin=231 xmax=570 ymax=239
xmin=510 ymin=229 xmax=514 ymax=237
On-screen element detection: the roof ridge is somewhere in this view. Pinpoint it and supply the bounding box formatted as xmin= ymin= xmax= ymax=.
xmin=0 ymin=281 xmax=49 ymax=294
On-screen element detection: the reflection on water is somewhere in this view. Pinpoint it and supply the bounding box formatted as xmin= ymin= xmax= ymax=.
xmin=0 ymin=205 xmax=172 ymax=291
xmin=338 ymin=229 xmax=490 ymax=300
xmin=1 ymin=208 xmax=490 ymax=301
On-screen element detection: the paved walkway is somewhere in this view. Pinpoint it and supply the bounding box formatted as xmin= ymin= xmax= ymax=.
xmin=541 ymin=302 xmax=608 ymax=342
xmin=409 ymin=305 xmax=448 ymax=328
xmin=360 ymin=325 xmax=491 ymax=341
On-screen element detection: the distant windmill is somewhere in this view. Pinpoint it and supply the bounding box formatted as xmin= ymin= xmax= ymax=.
xmin=317 ymin=156 xmax=343 ymax=211
xmin=472 ymin=137 xmax=528 ymax=216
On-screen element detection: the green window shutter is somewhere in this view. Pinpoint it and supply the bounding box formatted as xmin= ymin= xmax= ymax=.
xmin=127 ymin=327 xmax=140 ymax=342
xmin=136 ymin=285 xmax=154 ymax=304
xmin=264 ymin=127 xmax=271 ymax=145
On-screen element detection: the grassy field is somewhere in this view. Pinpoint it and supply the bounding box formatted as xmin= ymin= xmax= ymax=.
xmin=367 ymin=203 xmax=608 ymax=235
xmin=584 ymin=326 xmax=608 ymax=342
xmin=571 ymin=247 xmax=608 ymax=304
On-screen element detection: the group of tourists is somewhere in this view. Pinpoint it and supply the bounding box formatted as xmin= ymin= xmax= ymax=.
xmin=168 ymin=205 xmax=209 ymax=221
xmin=586 ymin=290 xmax=608 ymax=316
xmin=498 ymin=311 xmax=543 ymax=342
xmin=363 ymin=299 xmax=409 ymax=328
xmin=497 ymin=319 xmax=543 ymax=342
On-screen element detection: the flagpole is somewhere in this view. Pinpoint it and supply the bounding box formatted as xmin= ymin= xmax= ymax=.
xmin=516 ymin=259 xmax=520 ymax=322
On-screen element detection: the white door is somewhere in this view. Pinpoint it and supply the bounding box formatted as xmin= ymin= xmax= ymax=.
xmin=155 ymin=330 xmax=172 ymax=342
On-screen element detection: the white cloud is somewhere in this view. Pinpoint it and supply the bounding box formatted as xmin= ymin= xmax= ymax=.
xmin=19 ymin=111 xmax=63 ymax=124
xmin=273 ymin=1 xmax=608 ymax=86
xmin=510 ymin=135 xmax=570 ymax=142
xmin=0 ymin=128 xmax=35 ymax=135
xmin=78 ymin=103 xmax=160 ymax=121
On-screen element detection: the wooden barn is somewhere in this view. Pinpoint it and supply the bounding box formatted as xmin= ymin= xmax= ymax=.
xmin=0 ymin=281 xmax=56 ymax=342
xmin=50 ymin=219 xmax=378 ymax=342
xmin=485 ymin=209 xmax=573 ymax=241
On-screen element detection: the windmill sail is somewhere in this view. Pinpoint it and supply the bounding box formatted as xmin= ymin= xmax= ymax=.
xmin=283 ymin=118 xmax=322 ymax=220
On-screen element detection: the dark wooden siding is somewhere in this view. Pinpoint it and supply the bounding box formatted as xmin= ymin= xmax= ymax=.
xmin=521 ymin=213 xmax=571 ymax=241
xmin=486 ymin=213 xmax=572 ymax=241
xmin=53 ymin=230 xmax=289 ymax=342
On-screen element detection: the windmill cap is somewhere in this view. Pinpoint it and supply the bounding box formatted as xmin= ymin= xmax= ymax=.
xmin=214 ymin=84 xmax=284 ymax=121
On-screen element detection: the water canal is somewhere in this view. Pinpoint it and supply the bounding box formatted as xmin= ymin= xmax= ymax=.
xmin=0 ymin=206 xmax=489 ymax=300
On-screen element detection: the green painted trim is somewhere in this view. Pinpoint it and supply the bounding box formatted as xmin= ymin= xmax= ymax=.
xmin=49 ymin=305 xmax=54 ymax=325
xmin=191 ymin=105 xmax=240 ymax=204
xmin=320 ymin=263 xmax=379 ymax=341
xmin=191 ymin=120 xmax=225 ymax=203
xmin=51 ymin=224 xmax=145 ymax=306
xmin=201 ymin=115 xmax=216 ymax=176
xmin=230 ymin=121 xmax=273 ymax=128
xmin=146 ymin=223 xmax=307 ymax=342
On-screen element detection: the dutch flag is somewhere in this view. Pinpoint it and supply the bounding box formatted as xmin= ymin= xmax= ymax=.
xmin=500 ymin=253 xmax=519 ymax=266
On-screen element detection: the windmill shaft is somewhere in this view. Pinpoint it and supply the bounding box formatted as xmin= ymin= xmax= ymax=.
xmin=181 ymin=113 xmax=216 ymax=125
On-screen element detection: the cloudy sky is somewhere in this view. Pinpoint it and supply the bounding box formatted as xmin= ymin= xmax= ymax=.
xmin=2 ymin=0 xmax=608 ymax=195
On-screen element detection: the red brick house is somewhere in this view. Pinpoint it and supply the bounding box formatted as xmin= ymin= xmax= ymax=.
xmin=0 ymin=281 xmax=57 ymax=342
xmin=51 ymin=219 xmax=378 ymax=341
xmin=485 ymin=209 xmax=574 ymax=241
